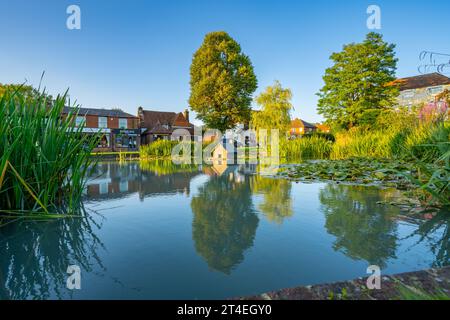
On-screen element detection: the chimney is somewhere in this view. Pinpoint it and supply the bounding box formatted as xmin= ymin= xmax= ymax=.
xmin=183 ymin=108 xmax=189 ymax=123
xmin=137 ymin=106 xmax=144 ymax=127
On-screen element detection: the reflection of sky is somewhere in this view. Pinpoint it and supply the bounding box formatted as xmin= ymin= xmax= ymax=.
xmin=1 ymin=162 xmax=448 ymax=299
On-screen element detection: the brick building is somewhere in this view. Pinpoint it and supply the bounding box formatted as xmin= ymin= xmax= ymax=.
xmin=62 ymin=107 xmax=140 ymax=152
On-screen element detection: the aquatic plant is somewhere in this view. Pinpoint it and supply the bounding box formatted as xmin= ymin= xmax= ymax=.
xmin=140 ymin=140 xmax=179 ymax=158
xmin=0 ymin=87 xmax=97 ymax=216
xmin=330 ymin=121 xmax=450 ymax=162
xmin=280 ymin=136 xmax=333 ymax=160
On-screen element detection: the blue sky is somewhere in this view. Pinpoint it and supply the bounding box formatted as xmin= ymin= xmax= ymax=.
xmin=1 ymin=0 xmax=449 ymax=124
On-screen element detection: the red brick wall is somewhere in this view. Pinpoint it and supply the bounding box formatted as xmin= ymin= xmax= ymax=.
xmin=62 ymin=115 xmax=138 ymax=129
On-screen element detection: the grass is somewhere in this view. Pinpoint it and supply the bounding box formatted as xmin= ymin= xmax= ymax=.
xmin=330 ymin=121 xmax=450 ymax=161
xmin=280 ymin=136 xmax=333 ymax=160
xmin=0 ymin=87 xmax=97 ymax=217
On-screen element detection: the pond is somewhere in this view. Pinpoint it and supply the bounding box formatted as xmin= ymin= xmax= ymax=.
xmin=1 ymin=161 xmax=449 ymax=299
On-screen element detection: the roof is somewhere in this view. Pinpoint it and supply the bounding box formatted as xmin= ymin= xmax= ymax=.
xmin=389 ymin=73 xmax=450 ymax=91
xmin=291 ymin=118 xmax=317 ymax=129
xmin=62 ymin=107 xmax=137 ymax=118
xmin=139 ymin=109 xmax=192 ymax=134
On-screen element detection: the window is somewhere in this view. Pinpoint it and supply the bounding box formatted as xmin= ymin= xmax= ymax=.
xmin=401 ymin=90 xmax=415 ymax=99
xmin=75 ymin=116 xmax=85 ymax=127
xmin=119 ymin=118 xmax=127 ymax=129
xmin=427 ymin=86 xmax=443 ymax=95
xmin=98 ymin=117 xmax=107 ymax=128
xmin=99 ymin=183 xmax=108 ymax=195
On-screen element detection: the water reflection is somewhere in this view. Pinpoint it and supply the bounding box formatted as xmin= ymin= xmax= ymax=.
xmin=191 ymin=167 xmax=259 ymax=274
xmin=319 ymin=184 xmax=399 ymax=268
xmin=0 ymin=214 xmax=104 ymax=300
xmin=86 ymin=161 xmax=202 ymax=201
xmin=1 ymin=161 xmax=449 ymax=299
xmin=251 ymin=176 xmax=293 ymax=224
xmin=403 ymin=209 xmax=450 ymax=268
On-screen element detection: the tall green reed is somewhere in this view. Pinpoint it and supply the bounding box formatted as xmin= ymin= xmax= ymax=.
xmin=0 ymin=87 xmax=97 ymax=216
xmin=280 ymin=136 xmax=333 ymax=160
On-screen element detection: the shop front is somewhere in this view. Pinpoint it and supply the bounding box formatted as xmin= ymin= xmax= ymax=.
xmin=112 ymin=128 xmax=140 ymax=151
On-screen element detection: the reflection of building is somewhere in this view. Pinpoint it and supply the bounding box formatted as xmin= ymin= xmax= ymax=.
xmin=390 ymin=73 xmax=450 ymax=108
xmin=84 ymin=162 xmax=202 ymax=201
xmin=138 ymin=107 xmax=196 ymax=144
xmin=62 ymin=107 xmax=140 ymax=152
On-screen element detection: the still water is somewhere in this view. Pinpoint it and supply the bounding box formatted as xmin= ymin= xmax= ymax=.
xmin=1 ymin=161 xmax=449 ymax=299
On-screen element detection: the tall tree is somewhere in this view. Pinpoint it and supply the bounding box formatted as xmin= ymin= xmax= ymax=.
xmin=189 ymin=31 xmax=257 ymax=131
xmin=0 ymin=83 xmax=53 ymax=103
xmin=317 ymin=32 xmax=398 ymax=129
xmin=250 ymin=81 xmax=293 ymax=137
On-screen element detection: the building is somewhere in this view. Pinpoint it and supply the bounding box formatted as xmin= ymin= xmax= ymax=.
xmin=315 ymin=123 xmax=331 ymax=133
xmin=138 ymin=107 xmax=195 ymax=144
xmin=211 ymin=139 xmax=238 ymax=164
xmin=390 ymin=73 xmax=450 ymax=108
xmin=289 ymin=118 xmax=317 ymax=137
xmin=62 ymin=107 xmax=140 ymax=152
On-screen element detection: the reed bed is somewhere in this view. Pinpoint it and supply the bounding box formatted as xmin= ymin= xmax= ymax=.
xmin=140 ymin=140 xmax=179 ymax=158
xmin=0 ymin=88 xmax=96 ymax=217
xmin=280 ymin=136 xmax=333 ymax=160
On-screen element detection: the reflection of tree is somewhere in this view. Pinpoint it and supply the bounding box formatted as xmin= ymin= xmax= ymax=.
xmin=139 ymin=160 xmax=199 ymax=176
xmin=251 ymin=176 xmax=293 ymax=224
xmin=191 ymin=172 xmax=258 ymax=274
xmin=319 ymin=184 xmax=398 ymax=268
xmin=405 ymin=210 xmax=450 ymax=268
xmin=0 ymin=212 xmax=105 ymax=299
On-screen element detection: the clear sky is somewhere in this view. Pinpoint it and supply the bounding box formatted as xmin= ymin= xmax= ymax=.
xmin=1 ymin=0 xmax=449 ymax=124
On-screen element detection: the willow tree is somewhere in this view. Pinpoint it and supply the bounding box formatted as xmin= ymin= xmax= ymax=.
xmin=317 ymin=32 xmax=398 ymax=129
xmin=250 ymin=81 xmax=293 ymax=138
xmin=189 ymin=31 xmax=257 ymax=131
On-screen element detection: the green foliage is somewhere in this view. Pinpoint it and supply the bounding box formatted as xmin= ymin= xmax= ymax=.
xmin=189 ymin=31 xmax=257 ymax=131
xmin=251 ymin=81 xmax=293 ymax=137
xmin=330 ymin=121 xmax=450 ymax=161
xmin=140 ymin=140 xmax=207 ymax=159
xmin=397 ymin=284 xmax=450 ymax=300
xmin=331 ymin=128 xmax=395 ymax=159
xmin=0 ymin=83 xmax=53 ymax=101
xmin=280 ymin=136 xmax=333 ymax=160
xmin=317 ymin=32 xmax=398 ymax=129
xmin=0 ymin=87 xmax=96 ymax=216
xmin=140 ymin=140 xmax=179 ymax=158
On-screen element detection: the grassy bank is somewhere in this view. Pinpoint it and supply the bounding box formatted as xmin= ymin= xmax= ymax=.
xmin=0 ymin=88 xmax=96 ymax=217
xmin=279 ymin=120 xmax=449 ymax=208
